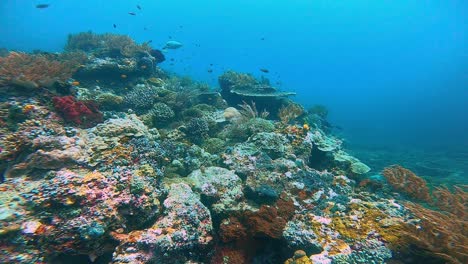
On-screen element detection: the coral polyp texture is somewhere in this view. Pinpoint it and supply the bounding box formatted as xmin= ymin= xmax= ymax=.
xmin=0 ymin=33 xmax=465 ymax=264
xmin=0 ymin=51 xmax=85 ymax=89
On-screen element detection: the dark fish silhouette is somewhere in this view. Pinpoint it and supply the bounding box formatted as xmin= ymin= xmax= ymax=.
xmin=36 ymin=4 xmax=50 ymax=8
xmin=137 ymin=5 xmax=142 ymax=10
xmin=113 ymin=24 xmax=117 ymax=28
xmin=207 ymin=69 xmax=213 ymax=73
xmin=261 ymin=37 xmax=265 ymax=40
xmin=150 ymin=49 xmax=165 ymax=63
xmin=260 ymin=68 xmax=269 ymax=73
xmin=144 ymin=27 xmax=148 ymax=30
xmin=128 ymin=12 xmax=136 ymax=16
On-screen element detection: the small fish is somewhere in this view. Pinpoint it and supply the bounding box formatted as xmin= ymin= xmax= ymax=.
xmin=210 ymin=63 xmax=213 ymax=66
xmin=260 ymin=37 xmax=265 ymax=40
xmin=147 ymin=40 xmax=152 ymax=44
xmin=71 ymin=81 xmax=80 ymax=86
xmin=137 ymin=5 xmax=142 ymax=10
xmin=128 ymin=12 xmax=136 ymax=16
xmin=121 ymin=74 xmax=127 ymax=79
xmin=260 ymin=68 xmax=269 ymax=73
xmin=207 ymin=69 xmax=213 ymax=73
xmin=141 ymin=65 xmax=147 ymax=69
xmin=36 ymin=4 xmax=50 ymax=8
xmin=170 ymin=58 xmax=175 ymax=61
xmin=144 ymin=27 xmax=148 ymax=31
xmin=113 ymin=24 xmax=117 ymax=28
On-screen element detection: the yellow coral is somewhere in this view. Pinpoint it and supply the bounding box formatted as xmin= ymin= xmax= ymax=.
xmin=148 ymin=77 xmax=165 ymax=86
xmin=284 ymin=250 xmax=312 ymax=264
xmin=22 ymin=104 xmax=35 ymax=113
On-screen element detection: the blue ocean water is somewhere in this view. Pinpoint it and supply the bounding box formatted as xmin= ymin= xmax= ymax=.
xmin=1 ymin=0 xmax=467 ymax=181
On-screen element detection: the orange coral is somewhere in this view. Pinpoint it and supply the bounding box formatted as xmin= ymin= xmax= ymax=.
xmin=403 ymin=202 xmax=468 ymax=264
xmin=0 ymin=52 xmax=82 ymax=88
xmin=210 ymin=245 xmax=249 ymax=264
xmin=244 ymin=205 xmax=287 ymax=239
xmin=381 ymin=166 xmax=467 ymax=263
xmin=219 ymin=217 xmax=248 ymax=243
xmin=432 ymin=185 xmax=467 ymax=220
xmin=382 ymin=165 xmax=432 ymax=202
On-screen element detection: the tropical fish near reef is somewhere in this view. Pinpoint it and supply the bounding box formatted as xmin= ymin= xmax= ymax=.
xmin=260 ymin=68 xmax=269 ymax=73
xmin=163 ymin=40 xmax=183 ymax=50
xmin=128 ymin=12 xmax=136 ymax=16
xmin=36 ymin=4 xmax=50 ymax=9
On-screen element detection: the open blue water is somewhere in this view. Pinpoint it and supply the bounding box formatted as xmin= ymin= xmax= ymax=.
xmin=1 ymin=0 xmax=467 ymax=183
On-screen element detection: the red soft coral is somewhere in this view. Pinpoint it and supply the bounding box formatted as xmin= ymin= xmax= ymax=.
xmin=52 ymin=96 xmax=103 ymax=128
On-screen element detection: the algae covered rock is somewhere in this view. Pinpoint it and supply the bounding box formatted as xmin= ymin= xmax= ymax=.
xmin=112 ymin=183 xmax=213 ymax=263
xmin=283 ymin=218 xmax=324 ymax=255
xmin=248 ymin=132 xmax=289 ymax=159
xmin=89 ymin=113 xmax=158 ymax=139
xmin=219 ymin=117 xmax=275 ymax=141
xmin=187 ymin=166 xmax=244 ymax=215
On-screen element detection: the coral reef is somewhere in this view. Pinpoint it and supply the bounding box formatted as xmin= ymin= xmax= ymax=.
xmin=1 ymin=33 xmax=464 ymax=264
xmin=112 ymin=183 xmax=213 ymax=263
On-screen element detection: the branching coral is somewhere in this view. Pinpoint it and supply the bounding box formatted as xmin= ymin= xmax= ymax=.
xmin=65 ymin=32 xmax=151 ymax=58
xmin=381 ymin=166 xmax=467 ymax=263
xmin=432 ymin=185 xmax=467 ymax=220
xmin=278 ymin=102 xmax=304 ymax=125
xmin=0 ymin=52 xmax=82 ymax=88
xmin=238 ymin=101 xmax=269 ymax=120
xmin=403 ymin=202 xmax=467 ymax=264
xmin=382 ymin=165 xmax=432 ymax=202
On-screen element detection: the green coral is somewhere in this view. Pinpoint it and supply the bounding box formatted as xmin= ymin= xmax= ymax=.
xmin=95 ymin=92 xmax=124 ymax=110
xmin=201 ymin=138 xmax=226 ymax=154
xmin=220 ymin=118 xmax=275 ymax=141
xmin=149 ymin=103 xmax=175 ymax=127
xmin=248 ymin=132 xmax=289 ymax=159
